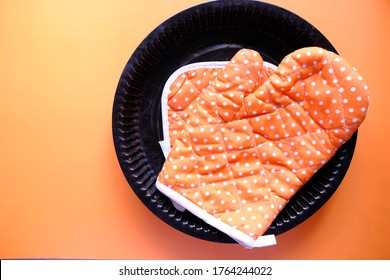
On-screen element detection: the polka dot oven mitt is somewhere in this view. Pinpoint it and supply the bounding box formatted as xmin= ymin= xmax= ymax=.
xmin=156 ymin=47 xmax=370 ymax=248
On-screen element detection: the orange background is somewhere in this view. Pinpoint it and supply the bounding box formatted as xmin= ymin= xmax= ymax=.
xmin=1 ymin=0 xmax=389 ymax=259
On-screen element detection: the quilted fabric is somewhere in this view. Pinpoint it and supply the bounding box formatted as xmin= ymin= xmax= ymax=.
xmin=156 ymin=47 xmax=370 ymax=248
xmin=164 ymin=62 xmax=276 ymax=148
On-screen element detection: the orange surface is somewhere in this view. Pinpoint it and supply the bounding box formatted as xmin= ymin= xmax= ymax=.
xmin=0 ymin=0 xmax=389 ymax=259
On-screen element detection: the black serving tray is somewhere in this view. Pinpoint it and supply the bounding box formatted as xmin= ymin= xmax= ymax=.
xmin=112 ymin=0 xmax=357 ymax=243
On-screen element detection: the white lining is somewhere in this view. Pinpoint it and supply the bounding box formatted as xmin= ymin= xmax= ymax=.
xmin=157 ymin=61 xmax=278 ymax=248
xmin=156 ymin=180 xmax=276 ymax=249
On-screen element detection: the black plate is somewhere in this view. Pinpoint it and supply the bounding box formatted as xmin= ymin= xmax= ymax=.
xmin=112 ymin=0 xmax=357 ymax=243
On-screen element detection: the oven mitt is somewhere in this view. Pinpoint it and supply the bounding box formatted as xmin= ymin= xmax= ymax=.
xmin=156 ymin=47 xmax=370 ymax=248
xmin=159 ymin=61 xmax=275 ymax=213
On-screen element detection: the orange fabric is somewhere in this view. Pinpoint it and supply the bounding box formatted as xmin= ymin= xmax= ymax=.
xmin=157 ymin=47 xmax=370 ymax=247
xmin=167 ymin=64 xmax=276 ymax=146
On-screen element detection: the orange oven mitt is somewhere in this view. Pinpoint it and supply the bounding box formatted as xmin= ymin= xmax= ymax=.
xmin=156 ymin=47 xmax=370 ymax=248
